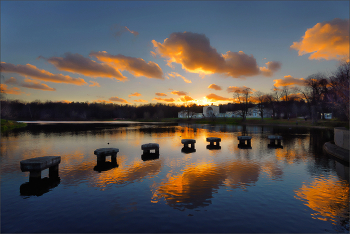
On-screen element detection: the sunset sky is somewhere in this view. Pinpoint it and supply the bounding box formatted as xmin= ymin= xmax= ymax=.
xmin=1 ymin=1 xmax=349 ymax=105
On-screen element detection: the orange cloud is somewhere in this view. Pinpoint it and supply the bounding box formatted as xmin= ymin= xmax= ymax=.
xmin=208 ymin=84 xmax=222 ymax=90
xmin=259 ymin=61 xmax=282 ymax=77
xmin=152 ymin=97 xmax=175 ymax=102
xmin=152 ymin=32 xmax=278 ymax=78
xmin=4 ymin=77 xmax=17 ymax=85
xmin=179 ymin=95 xmax=194 ymax=102
xmin=112 ymin=24 xmax=139 ymax=37
xmin=171 ymin=90 xmax=187 ymax=96
xmin=90 ymin=51 xmax=163 ymax=79
xmin=205 ymin=93 xmax=234 ymax=102
xmin=4 ymin=77 xmax=56 ymax=91
xmin=109 ymin=96 xmax=129 ymax=103
xmin=56 ymin=100 xmax=72 ymax=104
xmin=155 ymin=92 xmax=167 ymax=96
xmin=291 ymin=18 xmax=349 ymax=61
xmin=273 ymin=75 xmax=306 ymax=87
xmin=124 ymin=26 xmax=139 ymax=36
xmin=21 ymin=78 xmax=56 ymax=91
xmin=89 ymin=81 xmax=100 ymax=87
xmin=167 ymin=72 xmax=192 ymax=83
xmin=92 ymin=99 xmax=113 ymax=103
xmin=227 ymin=86 xmax=254 ymax=93
xmin=129 ymin=92 xmax=141 ymax=97
xmin=134 ymin=99 xmax=148 ymax=103
xmin=0 ymin=62 xmax=87 ymax=86
xmin=0 ymin=84 xmax=24 ymax=95
xmin=43 ymin=53 xmax=127 ymax=81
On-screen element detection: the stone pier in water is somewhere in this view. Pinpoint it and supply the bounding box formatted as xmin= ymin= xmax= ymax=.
xmin=141 ymin=143 xmax=159 ymax=154
xmin=94 ymin=148 xmax=119 ymax=165
xmin=238 ymin=136 xmax=252 ymax=149
xmin=20 ymin=156 xmax=61 ymax=182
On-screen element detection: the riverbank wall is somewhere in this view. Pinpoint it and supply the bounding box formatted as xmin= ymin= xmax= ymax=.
xmin=323 ymin=127 xmax=349 ymax=163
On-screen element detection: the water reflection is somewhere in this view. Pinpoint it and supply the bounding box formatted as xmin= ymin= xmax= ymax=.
xmin=181 ymin=147 xmax=196 ymax=154
xmin=94 ymin=161 xmax=118 ymax=172
xmin=2 ymin=123 xmax=349 ymax=233
xmin=20 ymin=177 xmax=60 ymax=197
xmin=206 ymin=145 xmax=221 ymax=150
xmin=294 ymin=175 xmax=349 ymax=227
xmin=152 ymin=160 xmax=261 ymax=210
xmin=141 ymin=153 xmax=160 ymax=161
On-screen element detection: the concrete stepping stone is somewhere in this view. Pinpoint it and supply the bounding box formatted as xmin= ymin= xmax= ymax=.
xmin=206 ymin=137 xmax=221 ymax=146
xmin=94 ymin=148 xmax=119 ymax=164
xmin=20 ymin=156 xmax=61 ymax=182
xmin=141 ymin=143 xmax=159 ymax=154
xmin=181 ymin=139 xmax=196 ymax=148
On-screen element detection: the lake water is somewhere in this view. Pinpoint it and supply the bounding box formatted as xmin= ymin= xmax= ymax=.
xmin=1 ymin=122 xmax=349 ymax=233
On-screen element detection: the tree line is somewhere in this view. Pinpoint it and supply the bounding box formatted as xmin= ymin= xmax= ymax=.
xmin=1 ymin=62 xmax=348 ymax=122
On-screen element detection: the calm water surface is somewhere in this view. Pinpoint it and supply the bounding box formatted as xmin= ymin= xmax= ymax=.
xmin=1 ymin=123 xmax=349 ymax=233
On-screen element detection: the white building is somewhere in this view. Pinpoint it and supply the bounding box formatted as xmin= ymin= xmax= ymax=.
xmin=203 ymin=105 xmax=220 ymax=117
xmin=178 ymin=105 xmax=272 ymax=119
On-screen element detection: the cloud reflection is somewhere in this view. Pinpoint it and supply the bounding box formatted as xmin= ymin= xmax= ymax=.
xmin=294 ymin=175 xmax=349 ymax=226
xmin=153 ymin=160 xmax=261 ymax=210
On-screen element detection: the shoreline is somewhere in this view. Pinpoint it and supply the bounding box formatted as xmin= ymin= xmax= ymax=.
xmin=3 ymin=118 xmax=348 ymax=131
xmin=323 ymin=142 xmax=350 ymax=163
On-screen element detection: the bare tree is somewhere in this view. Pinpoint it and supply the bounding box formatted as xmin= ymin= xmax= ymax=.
xmin=328 ymin=61 xmax=349 ymax=120
xmin=299 ymin=73 xmax=328 ymax=123
xmin=254 ymin=91 xmax=268 ymax=121
xmin=233 ymin=87 xmax=252 ymax=121
xmin=270 ymin=86 xmax=283 ymax=119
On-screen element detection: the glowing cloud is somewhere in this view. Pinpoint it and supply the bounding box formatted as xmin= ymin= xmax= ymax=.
xmin=152 ymin=32 xmax=267 ymax=78
xmin=4 ymin=77 xmax=18 ymax=85
xmin=89 ymin=81 xmax=100 ymax=87
xmin=168 ymin=72 xmax=192 ymax=83
xmin=109 ymin=96 xmax=129 ymax=103
xmin=4 ymin=77 xmax=56 ymax=91
xmin=273 ymin=75 xmax=306 ymax=87
xmin=155 ymin=92 xmax=167 ymax=96
xmin=291 ymin=18 xmax=349 ymax=61
xmin=171 ymin=90 xmax=187 ymax=96
xmin=134 ymin=99 xmax=148 ymax=103
xmin=56 ymin=100 xmax=72 ymax=104
xmin=129 ymin=92 xmax=141 ymax=97
xmin=43 ymin=53 xmax=127 ymax=81
xmin=0 ymin=62 xmax=87 ymax=86
xmin=0 ymin=84 xmax=24 ymax=95
xmin=90 ymin=51 xmax=164 ymax=79
xmin=179 ymin=95 xmax=194 ymax=102
xmin=92 ymin=99 xmax=113 ymax=103
xmin=227 ymin=86 xmax=254 ymax=93
xmin=259 ymin=61 xmax=282 ymax=77
xmin=208 ymin=84 xmax=222 ymax=90
xmin=152 ymin=97 xmax=175 ymax=102
xmin=205 ymin=93 xmax=234 ymax=102
xmin=112 ymin=24 xmax=139 ymax=37
xmin=21 ymin=78 xmax=56 ymax=91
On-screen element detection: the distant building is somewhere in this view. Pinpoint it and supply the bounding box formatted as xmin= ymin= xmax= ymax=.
xmin=203 ymin=104 xmax=219 ymax=117
xmin=321 ymin=113 xmax=332 ymax=119
xmin=178 ymin=105 xmax=272 ymax=119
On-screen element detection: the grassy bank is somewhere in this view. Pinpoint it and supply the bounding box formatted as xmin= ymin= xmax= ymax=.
xmin=178 ymin=117 xmax=349 ymax=129
xmin=1 ymin=119 xmax=27 ymax=132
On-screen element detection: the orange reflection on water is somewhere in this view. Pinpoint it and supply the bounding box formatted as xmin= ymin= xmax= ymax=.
xmin=153 ymin=160 xmax=261 ymax=209
xmin=275 ymin=147 xmax=308 ymax=164
xmin=153 ymin=162 xmax=225 ymax=210
xmin=294 ymin=175 xmax=349 ymax=225
xmin=261 ymin=161 xmax=283 ymax=180
xmin=93 ymin=158 xmax=162 ymax=189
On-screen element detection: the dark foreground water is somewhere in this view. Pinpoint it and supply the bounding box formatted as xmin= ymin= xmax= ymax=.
xmin=1 ymin=122 xmax=349 ymax=233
